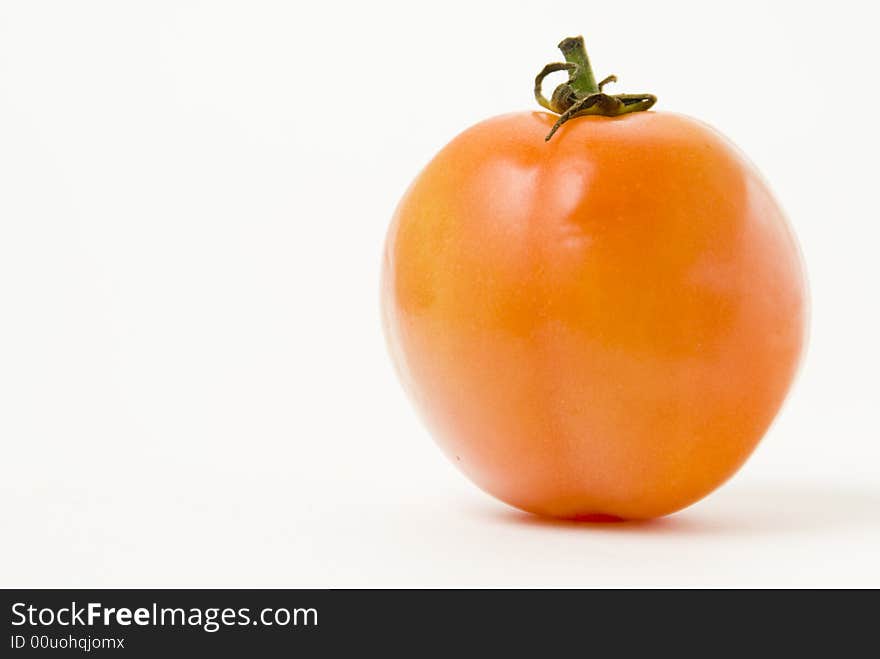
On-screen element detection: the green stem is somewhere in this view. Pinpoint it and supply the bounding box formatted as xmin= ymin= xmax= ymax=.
xmin=534 ymin=35 xmax=658 ymax=140
xmin=558 ymin=36 xmax=599 ymax=95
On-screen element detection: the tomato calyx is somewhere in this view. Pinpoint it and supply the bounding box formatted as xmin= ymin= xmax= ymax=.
xmin=534 ymin=36 xmax=657 ymax=141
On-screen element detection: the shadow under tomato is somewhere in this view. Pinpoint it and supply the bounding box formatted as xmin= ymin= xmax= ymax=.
xmin=471 ymin=480 xmax=880 ymax=537
xmin=481 ymin=506 xmax=695 ymax=534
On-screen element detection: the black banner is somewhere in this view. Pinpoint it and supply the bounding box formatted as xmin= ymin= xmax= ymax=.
xmin=1 ymin=589 xmax=874 ymax=655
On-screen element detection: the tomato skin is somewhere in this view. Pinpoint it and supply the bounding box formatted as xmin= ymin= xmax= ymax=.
xmin=382 ymin=111 xmax=807 ymax=520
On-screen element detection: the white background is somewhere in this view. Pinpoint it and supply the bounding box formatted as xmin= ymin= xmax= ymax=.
xmin=1 ymin=1 xmax=878 ymax=587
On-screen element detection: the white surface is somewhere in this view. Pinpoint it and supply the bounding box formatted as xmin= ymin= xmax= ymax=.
xmin=0 ymin=1 xmax=878 ymax=588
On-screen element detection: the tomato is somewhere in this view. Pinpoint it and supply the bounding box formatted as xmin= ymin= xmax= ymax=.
xmin=381 ymin=41 xmax=807 ymax=520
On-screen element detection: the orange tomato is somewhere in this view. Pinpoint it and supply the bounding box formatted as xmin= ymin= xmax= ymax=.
xmin=382 ymin=111 xmax=807 ymax=520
